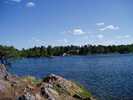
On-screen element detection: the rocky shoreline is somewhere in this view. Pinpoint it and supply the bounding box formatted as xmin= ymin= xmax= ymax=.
xmin=0 ymin=64 xmax=95 ymax=100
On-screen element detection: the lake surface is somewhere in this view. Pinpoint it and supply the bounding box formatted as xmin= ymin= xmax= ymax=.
xmin=9 ymin=54 xmax=133 ymax=100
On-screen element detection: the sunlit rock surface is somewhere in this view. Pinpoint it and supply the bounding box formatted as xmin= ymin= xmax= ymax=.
xmin=0 ymin=64 xmax=95 ymax=100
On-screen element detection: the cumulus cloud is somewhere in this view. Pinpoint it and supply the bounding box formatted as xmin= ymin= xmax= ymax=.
xmin=96 ymin=22 xmax=104 ymax=26
xmin=63 ymin=39 xmax=68 ymax=43
xmin=97 ymin=34 xmax=104 ymax=39
xmin=99 ymin=25 xmax=119 ymax=31
xmin=57 ymin=39 xmax=68 ymax=43
xmin=30 ymin=37 xmax=45 ymax=46
xmin=124 ymin=35 xmax=130 ymax=38
xmin=26 ymin=2 xmax=35 ymax=7
xmin=72 ymin=28 xmax=86 ymax=35
xmin=10 ymin=0 xmax=21 ymax=3
xmin=64 ymin=28 xmax=88 ymax=35
xmin=116 ymin=35 xmax=131 ymax=39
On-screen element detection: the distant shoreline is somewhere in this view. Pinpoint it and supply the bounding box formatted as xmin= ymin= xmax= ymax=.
xmin=1 ymin=44 xmax=133 ymax=58
xmin=19 ymin=53 xmax=133 ymax=58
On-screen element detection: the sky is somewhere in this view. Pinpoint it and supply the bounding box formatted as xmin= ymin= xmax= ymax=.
xmin=0 ymin=0 xmax=133 ymax=49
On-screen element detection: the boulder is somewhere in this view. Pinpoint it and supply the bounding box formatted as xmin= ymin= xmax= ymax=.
xmin=0 ymin=64 xmax=9 ymax=79
xmin=43 ymin=74 xmax=92 ymax=100
xmin=0 ymin=65 xmax=94 ymax=100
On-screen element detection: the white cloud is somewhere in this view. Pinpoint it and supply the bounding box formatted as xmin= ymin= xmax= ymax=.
xmin=97 ymin=34 xmax=104 ymax=39
xmin=116 ymin=35 xmax=131 ymax=39
xmin=64 ymin=28 xmax=87 ymax=35
xmin=83 ymin=36 xmax=89 ymax=40
xmin=10 ymin=0 xmax=21 ymax=3
xmin=26 ymin=2 xmax=35 ymax=7
xmin=73 ymin=28 xmax=85 ymax=35
xmin=125 ymin=35 xmax=130 ymax=38
xmin=57 ymin=39 xmax=68 ymax=43
xmin=30 ymin=38 xmax=45 ymax=46
xmin=6 ymin=41 xmax=10 ymax=44
xmin=99 ymin=25 xmax=119 ymax=31
xmin=96 ymin=22 xmax=104 ymax=26
xmin=63 ymin=39 xmax=68 ymax=43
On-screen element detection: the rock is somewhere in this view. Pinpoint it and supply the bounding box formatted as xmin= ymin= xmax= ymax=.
xmin=24 ymin=92 xmax=36 ymax=100
xmin=17 ymin=86 xmax=36 ymax=100
xmin=40 ymin=85 xmax=59 ymax=100
xmin=43 ymin=74 xmax=92 ymax=100
xmin=0 ymin=80 xmax=7 ymax=92
xmin=17 ymin=95 xmax=26 ymax=100
xmin=43 ymin=88 xmax=56 ymax=100
xmin=0 ymin=65 xmax=94 ymax=100
xmin=35 ymin=93 xmax=42 ymax=100
xmin=0 ymin=64 xmax=9 ymax=79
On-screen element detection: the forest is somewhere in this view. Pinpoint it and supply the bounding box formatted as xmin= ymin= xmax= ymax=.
xmin=0 ymin=44 xmax=133 ymax=58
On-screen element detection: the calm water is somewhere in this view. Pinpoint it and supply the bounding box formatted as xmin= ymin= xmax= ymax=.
xmin=9 ymin=54 xmax=133 ymax=100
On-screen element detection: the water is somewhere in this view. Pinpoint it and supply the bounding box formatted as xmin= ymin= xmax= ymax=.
xmin=8 ymin=54 xmax=133 ymax=100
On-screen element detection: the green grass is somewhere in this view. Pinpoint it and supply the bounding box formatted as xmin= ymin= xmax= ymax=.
xmin=78 ymin=85 xmax=91 ymax=98
xmin=71 ymin=80 xmax=92 ymax=98
xmin=21 ymin=76 xmax=42 ymax=85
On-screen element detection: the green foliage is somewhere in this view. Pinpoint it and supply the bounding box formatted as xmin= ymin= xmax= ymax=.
xmin=0 ymin=45 xmax=19 ymax=57
xmin=0 ymin=45 xmax=19 ymax=64
xmin=19 ymin=44 xmax=133 ymax=57
xmin=1 ymin=44 xmax=133 ymax=59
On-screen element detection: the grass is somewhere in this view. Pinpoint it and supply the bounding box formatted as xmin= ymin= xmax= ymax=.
xmin=71 ymin=80 xmax=92 ymax=99
xmin=53 ymin=84 xmax=70 ymax=95
xmin=20 ymin=76 xmax=92 ymax=99
xmin=21 ymin=76 xmax=42 ymax=85
xmin=78 ymin=84 xmax=91 ymax=98
xmin=53 ymin=80 xmax=92 ymax=99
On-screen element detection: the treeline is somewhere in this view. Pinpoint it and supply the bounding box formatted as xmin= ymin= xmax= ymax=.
xmin=0 ymin=45 xmax=19 ymax=58
xmin=0 ymin=45 xmax=19 ymax=64
xmin=19 ymin=44 xmax=133 ymax=57
xmin=1 ymin=44 xmax=133 ymax=58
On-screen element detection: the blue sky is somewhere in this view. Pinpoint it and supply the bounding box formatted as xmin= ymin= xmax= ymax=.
xmin=0 ymin=0 xmax=133 ymax=49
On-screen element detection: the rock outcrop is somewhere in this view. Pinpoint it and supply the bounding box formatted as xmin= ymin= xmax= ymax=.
xmin=0 ymin=64 xmax=95 ymax=100
xmin=0 ymin=64 xmax=9 ymax=79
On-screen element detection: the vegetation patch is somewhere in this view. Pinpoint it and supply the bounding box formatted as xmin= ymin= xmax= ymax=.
xmin=53 ymin=84 xmax=70 ymax=95
xmin=21 ymin=76 xmax=41 ymax=85
xmin=78 ymin=85 xmax=91 ymax=98
xmin=72 ymin=81 xmax=92 ymax=99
